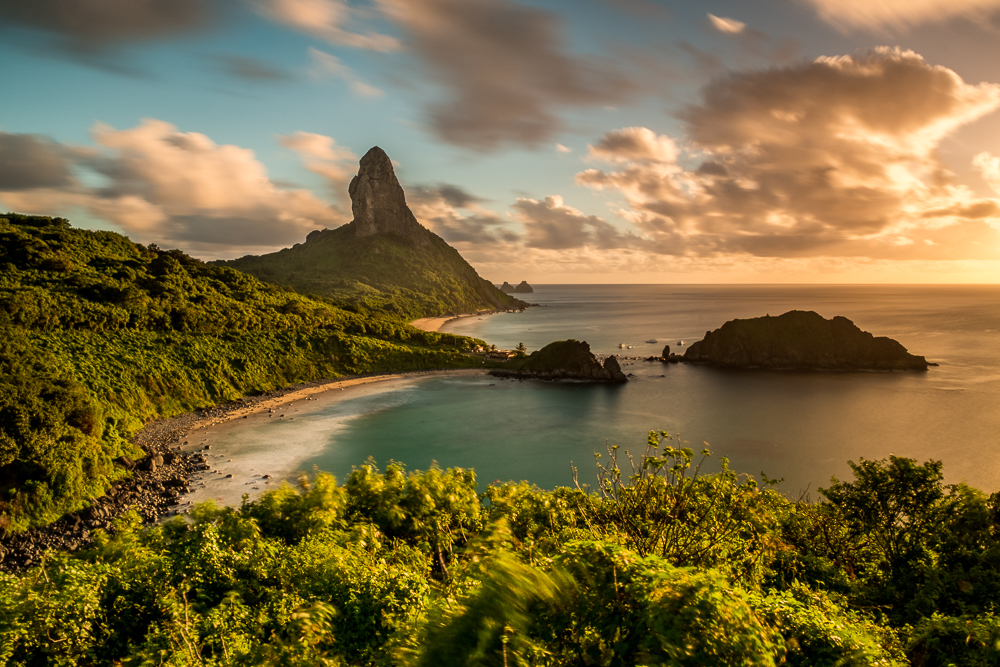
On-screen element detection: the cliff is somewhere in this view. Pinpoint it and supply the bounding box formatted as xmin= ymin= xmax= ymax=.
xmin=490 ymin=339 xmax=627 ymax=383
xmin=683 ymin=310 xmax=931 ymax=371
xmin=220 ymin=147 xmax=527 ymax=319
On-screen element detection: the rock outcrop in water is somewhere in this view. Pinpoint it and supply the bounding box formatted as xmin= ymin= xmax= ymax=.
xmin=513 ymin=281 xmax=534 ymax=293
xmin=500 ymin=281 xmax=515 ymax=293
xmin=683 ymin=310 xmax=931 ymax=371
xmin=490 ymin=339 xmax=628 ymax=383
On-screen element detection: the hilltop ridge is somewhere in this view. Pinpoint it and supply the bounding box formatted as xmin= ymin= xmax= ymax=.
xmin=221 ymin=146 xmax=526 ymax=320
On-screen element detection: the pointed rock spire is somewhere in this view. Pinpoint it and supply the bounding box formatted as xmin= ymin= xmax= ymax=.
xmin=348 ymin=146 xmax=427 ymax=243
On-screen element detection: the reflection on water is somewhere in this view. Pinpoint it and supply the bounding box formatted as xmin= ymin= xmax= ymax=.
xmin=279 ymin=286 xmax=1000 ymax=496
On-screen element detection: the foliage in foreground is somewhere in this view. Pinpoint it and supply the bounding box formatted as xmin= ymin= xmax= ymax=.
xmin=6 ymin=432 xmax=998 ymax=666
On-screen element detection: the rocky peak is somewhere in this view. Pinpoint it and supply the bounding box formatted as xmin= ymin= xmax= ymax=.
xmin=348 ymin=146 xmax=427 ymax=243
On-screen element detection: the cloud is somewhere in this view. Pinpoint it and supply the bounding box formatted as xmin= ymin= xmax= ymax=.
xmin=278 ymin=131 xmax=357 ymax=208
xmin=801 ymin=0 xmax=1000 ymax=31
xmin=576 ymin=48 xmax=1000 ymax=260
xmin=254 ymin=0 xmax=400 ymax=52
xmin=707 ymin=13 xmax=745 ymax=34
xmin=0 ymin=133 xmax=74 ymax=191
xmin=373 ymin=0 xmax=634 ymax=150
xmin=213 ymin=54 xmax=294 ymax=81
xmin=0 ymin=0 xmax=218 ymax=50
xmin=513 ymin=195 xmax=636 ymax=250
xmin=555 ymin=143 xmax=572 ymax=153
xmin=588 ymin=126 xmax=679 ymax=164
xmin=408 ymin=184 xmax=518 ymax=245
xmin=0 ymin=120 xmax=342 ymax=256
xmin=308 ymin=48 xmax=384 ymax=97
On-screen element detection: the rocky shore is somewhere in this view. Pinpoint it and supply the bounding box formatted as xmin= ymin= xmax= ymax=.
xmin=0 ymin=372 xmax=452 ymax=572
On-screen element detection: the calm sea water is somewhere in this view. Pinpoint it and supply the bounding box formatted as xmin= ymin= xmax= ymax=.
xmin=287 ymin=285 xmax=1000 ymax=496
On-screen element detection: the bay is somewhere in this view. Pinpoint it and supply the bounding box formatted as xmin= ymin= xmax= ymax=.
xmin=288 ymin=285 xmax=1000 ymax=496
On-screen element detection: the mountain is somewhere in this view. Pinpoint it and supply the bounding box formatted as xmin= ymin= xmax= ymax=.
xmin=221 ymin=147 xmax=526 ymax=320
xmin=513 ymin=281 xmax=534 ymax=293
xmin=683 ymin=310 xmax=931 ymax=371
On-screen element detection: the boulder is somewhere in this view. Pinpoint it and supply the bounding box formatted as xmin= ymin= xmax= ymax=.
xmin=139 ymin=454 xmax=164 ymax=472
xmin=661 ymin=344 xmax=671 ymax=359
xmin=114 ymin=455 xmax=136 ymax=470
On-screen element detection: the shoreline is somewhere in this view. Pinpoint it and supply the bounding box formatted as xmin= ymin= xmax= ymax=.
xmin=410 ymin=308 xmax=519 ymax=333
xmin=0 ymin=367 xmax=485 ymax=571
xmin=172 ymin=368 xmax=486 ymax=508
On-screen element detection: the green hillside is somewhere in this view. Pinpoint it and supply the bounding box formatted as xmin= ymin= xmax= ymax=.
xmin=221 ymin=224 xmax=525 ymax=320
xmin=219 ymin=146 xmax=526 ymax=320
xmin=0 ymin=213 xmax=484 ymax=532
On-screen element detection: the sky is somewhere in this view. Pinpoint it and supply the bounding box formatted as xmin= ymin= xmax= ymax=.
xmin=4 ymin=1 xmax=1000 ymax=283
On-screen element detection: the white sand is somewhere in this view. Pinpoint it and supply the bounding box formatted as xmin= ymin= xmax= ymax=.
xmin=410 ymin=309 xmax=506 ymax=332
xmin=172 ymin=369 xmax=486 ymax=508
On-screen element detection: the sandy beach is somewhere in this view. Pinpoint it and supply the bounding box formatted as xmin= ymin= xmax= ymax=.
xmin=410 ymin=309 xmax=506 ymax=332
xmin=170 ymin=368 xmax=486 ymax=509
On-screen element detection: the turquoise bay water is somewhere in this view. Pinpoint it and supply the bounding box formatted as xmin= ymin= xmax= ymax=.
xmin=288 ymin=285 xmax=1000 ymax=496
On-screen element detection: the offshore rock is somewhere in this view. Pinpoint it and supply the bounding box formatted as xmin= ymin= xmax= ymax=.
xmin=513 ymin=281 xmax=534 ymax=293
xmin=490 ymin=339 xmax=628 ymax=383
xmin=684 ymin=310 xmax=932 ymax=371
xmin=500 ymin=281 xmax=515 ymax=293
xmin=348 ymin=146 xmax=427 ymax=244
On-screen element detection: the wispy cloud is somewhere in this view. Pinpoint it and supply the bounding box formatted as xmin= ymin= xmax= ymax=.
xmin=801 ymin=0 xmax=1000 ymax=31
xmin=373 ymin=0 xmax=635 ymax=150
xmin=707 ymin=13 xmax=745 ymax=34
xmin=308 ymin=48 xmax=384 ymax=97
xmin=253 ymin=0 xmax=400 ymax=52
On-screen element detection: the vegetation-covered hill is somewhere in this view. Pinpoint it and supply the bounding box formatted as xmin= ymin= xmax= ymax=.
xmin=0 ymin=212 xmax=484 ymax=532
xmin=220 ymin=146 xmax=526 ymax=320
xmin=2 ymin=436 xmax=998 ymax=666
xmin=221 ymin=224 xmax=523 ymax=321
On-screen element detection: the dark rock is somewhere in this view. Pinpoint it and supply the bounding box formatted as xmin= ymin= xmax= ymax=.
xmin=661 ymin=344 xmax=671 ymax=359
xmin=348 ymin=146 xmax=428 ymax=243
xmin=138 ymin=454 xmax=163 ymax=472
xmin=489 ymin=340 xmax=628 ymax=383
xmin=513 ymin=281 xmax=534 ymax=293
xmin=683 ymin=310 xmax=932 ymax=371
xmin=114 ymin=455 xmax=136 ymax=470
xmin=499 ymin=281 xmax=515 ymax=293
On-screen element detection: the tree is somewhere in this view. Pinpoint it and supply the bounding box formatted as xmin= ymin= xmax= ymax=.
xmin=820 ymin=456 xmax=944 ymax=576
xmin=515 ymin=342 xmax=527 ymax=357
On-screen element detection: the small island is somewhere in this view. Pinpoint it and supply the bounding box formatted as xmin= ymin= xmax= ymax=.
xmin=490 ymin=339 xmax=627 ymax=383
xmin=499 ymin=280 xmax=534 ymax=294
xmin=683 ymin=310 xmax=932 ymax=371
xmin=513 ymin=280 xmax=534 ymax=293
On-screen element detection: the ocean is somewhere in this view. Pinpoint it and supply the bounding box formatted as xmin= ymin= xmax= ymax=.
xmin=286 ymin=285 xmax=1000 ymax=497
